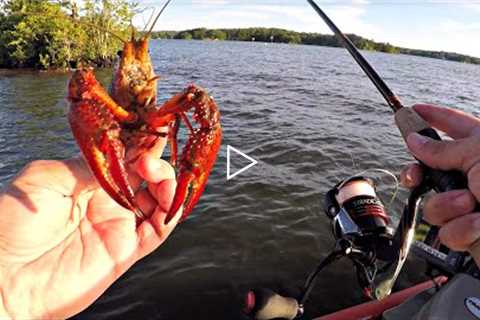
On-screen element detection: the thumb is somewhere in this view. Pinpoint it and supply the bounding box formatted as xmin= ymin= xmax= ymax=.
xmin=135 ymin=178 xmax=182 ymax=258
xmin=19 ymin=158 xmax=98 ymax=196
xmin=406 ymin=133 xmax=472 ymax=173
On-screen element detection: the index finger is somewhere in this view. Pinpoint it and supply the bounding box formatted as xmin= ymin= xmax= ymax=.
xmin=413 ymin=104 xmax=480 ymax=139
xmin=126 ymin=126 xmax=169 ymax=163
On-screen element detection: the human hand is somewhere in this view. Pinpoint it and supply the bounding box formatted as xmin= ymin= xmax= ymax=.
xmin=0 ymin=136 xmax=182 ymax=319
xmin=400 ymin=104 xmax=480 ymax=251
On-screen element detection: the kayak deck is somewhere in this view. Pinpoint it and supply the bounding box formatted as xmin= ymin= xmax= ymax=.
xmin=314 ymin=276 xmax=448 ymax=320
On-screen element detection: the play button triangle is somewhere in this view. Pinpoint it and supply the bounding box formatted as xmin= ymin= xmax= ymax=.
xmin=227 ymin=145 xmax=258 ymax=180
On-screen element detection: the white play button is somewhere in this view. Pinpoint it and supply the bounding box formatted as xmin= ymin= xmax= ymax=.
xmin=226 ymin=145 xmax=258 ymax=180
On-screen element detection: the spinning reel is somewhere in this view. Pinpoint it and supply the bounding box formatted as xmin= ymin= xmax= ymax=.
xmin=324 ymin=176 xmax=396 ymax=298
xmin=244 ymin=173 xmax=429 ymax=320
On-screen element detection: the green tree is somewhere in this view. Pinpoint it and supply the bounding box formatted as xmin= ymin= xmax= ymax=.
xmin=206 ymin=29 xmax=226 ymax=40
xmin=191 ymin=27 xmax=207 ymax=40
xmin=0 ymin=0 xmax=137 ymax=69
xmin=236 ymin=29 xmax=251 ymax=41
xmin=81 ymin=0 xmax=137 ymax=64
xmin=175 ymin=30 xmax=192 ymax=40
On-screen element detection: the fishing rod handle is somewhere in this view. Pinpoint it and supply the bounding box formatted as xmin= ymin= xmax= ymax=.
xmin=395 ymin=107 xmax=480 ymax=265
xmin=394 ymin=107 xmax=469 ymax=191
xmin=244 ymin=289 xmax=300 ymax=320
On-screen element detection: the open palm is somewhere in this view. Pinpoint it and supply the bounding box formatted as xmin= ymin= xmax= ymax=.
xmin=0 ymin=140 xmax=181 ymax=319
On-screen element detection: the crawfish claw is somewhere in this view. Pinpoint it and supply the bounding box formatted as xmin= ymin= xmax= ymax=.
xmin=165 ymin=171 xmax=194 ymax=224
xmin=157 ymin=87 xmax=222 ymax=222
xmin=68 ymin=70 xmax=145 ymax=220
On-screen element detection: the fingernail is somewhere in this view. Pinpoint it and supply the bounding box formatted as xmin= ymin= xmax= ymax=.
xmin=405 ymin=169 xmax=413 ymax=184
xmin=149 ymin=157 xmax=164 ymax=171
xmin=407 ymin=133 xmax=429 ymax=149
xmin=454 ymin=191 xmax=473 ymax=210
xmin=155 ymin=178 xmax=177 ymax=194
xmin=156 ymin=178 xmax=178 ymax=212
xmin=474 ymin=215 xmax=480 ymax=230
xmin=166 ymin=178 xmax=178 ymax=189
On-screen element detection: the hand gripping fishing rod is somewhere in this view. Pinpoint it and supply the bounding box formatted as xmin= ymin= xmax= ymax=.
xmin=307 ymin=0 xmax=480 ymax=262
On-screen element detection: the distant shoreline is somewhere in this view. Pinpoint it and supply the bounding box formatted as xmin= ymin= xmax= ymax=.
xmin=152 ymin=28 xmax=480 ymax=66
xmin=2 ymin=29 xmax=478 ymax=72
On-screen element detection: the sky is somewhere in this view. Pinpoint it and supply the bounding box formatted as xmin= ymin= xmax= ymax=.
xmin=133 ymin=0 xmax=480 ymax=58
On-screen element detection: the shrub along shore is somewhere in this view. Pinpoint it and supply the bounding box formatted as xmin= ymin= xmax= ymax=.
xmin=0 ymin=0 xmax=136 ymax=70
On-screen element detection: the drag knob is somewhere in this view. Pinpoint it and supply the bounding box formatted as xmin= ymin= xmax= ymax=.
xmin=243 ymin=288 xmax=300 ymax=320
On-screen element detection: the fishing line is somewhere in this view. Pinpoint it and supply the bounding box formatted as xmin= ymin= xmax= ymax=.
xmin=337 ymin=168 xmax=399 ymax=210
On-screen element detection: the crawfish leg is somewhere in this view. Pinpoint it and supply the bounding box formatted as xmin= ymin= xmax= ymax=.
xmin=168 ymin=112 xmax=195 ymax=168
xmin=145 ymin=91 xmax=194 ymax=167
xmin=167 ymin=110 xmax=203 ymax=168
xmin=168 ymin=115 xmax=180 ymax=167
xmin=180 ymin=112 xmax=194 ymax=134
xmin=145 ymin=86 xmax=198 ymax=128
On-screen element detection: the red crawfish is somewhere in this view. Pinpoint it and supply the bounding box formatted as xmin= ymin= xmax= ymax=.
xmin=67 ymin=24 xmax=221 ymax=223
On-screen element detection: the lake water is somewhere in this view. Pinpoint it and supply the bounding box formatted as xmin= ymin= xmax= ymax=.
xmin=0 ymin=40 xmax=479 ymax=319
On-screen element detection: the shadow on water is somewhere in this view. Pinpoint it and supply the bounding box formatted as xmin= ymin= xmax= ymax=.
xmin=1 ymin=40 xmax=480 ymax=319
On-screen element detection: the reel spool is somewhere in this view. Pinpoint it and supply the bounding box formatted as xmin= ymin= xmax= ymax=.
xmin=325 ymin=176 xmax=395 ymax=262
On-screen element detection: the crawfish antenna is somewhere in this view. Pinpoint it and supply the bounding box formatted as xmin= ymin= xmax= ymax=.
xmin=82 ymin=21 xmax=127 ymax=43
xmin=130 ymin=22 xmax=136 ymax=41
xmin=146 ymin=0 xmax=173 ymax=38
xmin=143 ymin=7 xmax=158 ymax=33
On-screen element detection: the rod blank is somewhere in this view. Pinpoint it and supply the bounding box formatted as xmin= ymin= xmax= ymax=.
xmin=306 ymin=0 xmax=403 ymax=112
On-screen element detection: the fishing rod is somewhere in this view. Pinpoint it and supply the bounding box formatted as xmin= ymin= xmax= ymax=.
xmin=306 ymin=0 xmax=480 ymax=261
xmin=307 ymin=0 xmax=402 ymax=112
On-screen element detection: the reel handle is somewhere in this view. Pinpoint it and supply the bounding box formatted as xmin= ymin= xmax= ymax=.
xmin=243 ymin=288 xmax=300 ymax=320
xmin=395 ymin=107 xmax=480 ymax=266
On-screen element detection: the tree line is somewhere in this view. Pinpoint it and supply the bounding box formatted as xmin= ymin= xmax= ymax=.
xmin=0 ymin=0 xmax=136 ymax=69
xmin=152 ymin=27 xmax=480 ymax=65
